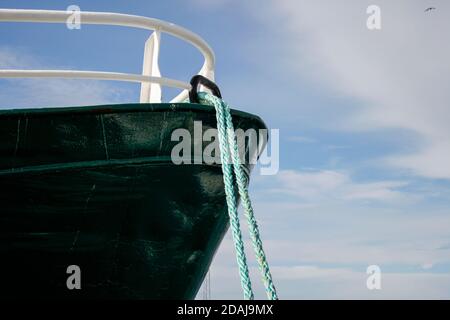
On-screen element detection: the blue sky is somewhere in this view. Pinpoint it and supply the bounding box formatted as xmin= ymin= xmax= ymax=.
xmin=1 ymin=0 xmax=450 ymax=299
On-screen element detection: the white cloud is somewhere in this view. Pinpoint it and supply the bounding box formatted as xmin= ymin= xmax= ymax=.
xmin=192 ymin=0 xmax=450 ymax=180
xmin=254 ymin=0 xmax=450 ymax=179
xmin=0 ymin=46 xmax=132 ymax=108
xmin=287 ymin=136 xmax=316 ymax=143
xmin=205 ymin=234 xmax=450 ymax=299
xmin=386 ymin=141 xmax=450 ymax=179
xmin=202 ymin=166 xmax=450 ymax=299
xmin=422 ymin=263 xmax=433 ymax=270
xmin=0 ymin=47 xmax=38 ymax=68
xmin=189 ymin=0 xmax=450 ymax=299
xmin=0 ymin=78 xmax=129 ymax=108
xmin=267 ymin=169 xmax=410 ymax=202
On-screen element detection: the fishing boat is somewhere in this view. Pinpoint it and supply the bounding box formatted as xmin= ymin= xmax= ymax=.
xmin=0 ymin=9 xmax=267 ymax=299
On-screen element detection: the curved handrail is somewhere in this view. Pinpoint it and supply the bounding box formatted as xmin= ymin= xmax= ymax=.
xmin=0 ymin=70 xmax=192 ymax=90
xmin=0 ymin=9 xmax=215 ymax=103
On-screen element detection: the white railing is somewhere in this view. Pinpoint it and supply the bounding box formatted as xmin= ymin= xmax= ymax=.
xmin=0 ymin=9 xmax=215 ymax=103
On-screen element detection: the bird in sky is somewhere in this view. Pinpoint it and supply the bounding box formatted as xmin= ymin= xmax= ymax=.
xmin=424 ymin=7 xmax=436 ymax=12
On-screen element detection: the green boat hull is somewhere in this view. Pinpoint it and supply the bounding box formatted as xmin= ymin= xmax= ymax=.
xmin=0 ymin=103 xmax=266 ymax=299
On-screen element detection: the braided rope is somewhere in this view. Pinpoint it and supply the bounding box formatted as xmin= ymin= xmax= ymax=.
xmin=198 ymin=92 xmax=254 ymax=299
xmin=198 ymin=92 xmax=278 ymax=300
